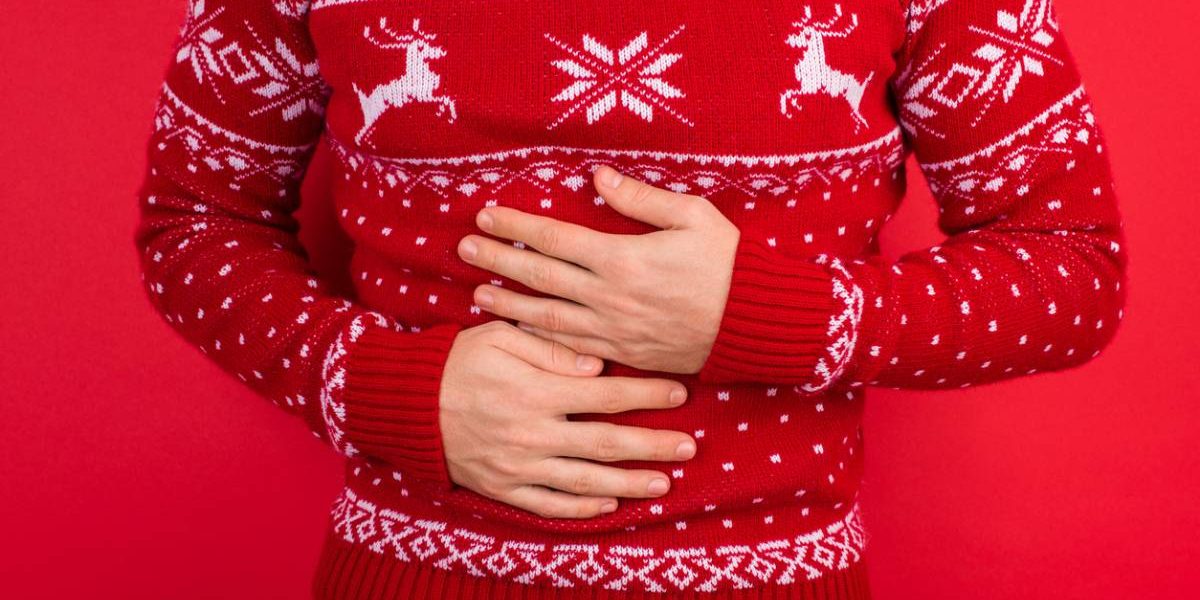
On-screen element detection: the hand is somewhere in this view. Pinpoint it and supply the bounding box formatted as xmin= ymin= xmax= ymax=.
xmin=456 ymin=165 xmax=740 ymax=374
xmin=438 ymin=320 xmax=697 ymax=519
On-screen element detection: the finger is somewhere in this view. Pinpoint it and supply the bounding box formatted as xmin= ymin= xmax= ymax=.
xmin=487 ymin=322 xmax=604 ymax=377
xmin=556 ymin=421 xmax=697 ymax=463
xmin=535 ymin=457 xmax=672 ymax=499
xmin=593 ymin=165 xmax=697 ymax=230
xmin=458 ymin=234 xmax=596 ymax=303
xmin=517 ymin=322 xmax=614 ymax=360
xmin=552 ymin=375 xmax=688 ymax=415
xmin=475 ymin=206 xmax=612 ymax=272
xmin=503 ymin=485 xmax=618 ymax=520
xmin=474 ymin=285 xmax=601 ymax=337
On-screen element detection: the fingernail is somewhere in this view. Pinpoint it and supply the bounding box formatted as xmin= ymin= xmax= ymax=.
xmin=476 ymin=210 xmax=494 ymax=230
xmin=600 ymin=501 xmax=618 ymax=514
xmin=460 ymin=239 xmax=478 ymax=260
xmin=676 ymin=441 xmax=696 ymax=460
xmin=647 ymin=479 xmax=670 ymax=495
xmin=669 ymin=388 xmax=687 ymax=406
xmin=600 ymin=166 xmax=623 ymax=189
xmin=476 ymin=289 xmax=493 ymax=308
xmin=576 ymin=355 xmax=600 ymax=371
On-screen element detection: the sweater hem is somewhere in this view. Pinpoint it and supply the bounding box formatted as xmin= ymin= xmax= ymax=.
xmin=314 ymin=485 xmax=869 ymax=597
xmin=313 ymin=524 xmax=871 ymax=599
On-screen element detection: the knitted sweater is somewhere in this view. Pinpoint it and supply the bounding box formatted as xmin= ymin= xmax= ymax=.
xmin=133 ymin=0 xmax=1126 ymax=597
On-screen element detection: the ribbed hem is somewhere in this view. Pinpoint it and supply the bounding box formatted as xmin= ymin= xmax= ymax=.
xmin=340 ymin=322 xmax=462 ymax=488
xmin=698 ymin=236 xmax=847 ymax=386
xmin=312 ymin=528 xmax=872 ymax=600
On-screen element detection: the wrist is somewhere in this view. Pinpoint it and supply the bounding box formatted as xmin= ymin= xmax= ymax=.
xmin=320 ymin=313 xmax=462 ymax=488
xmin=696 ymin=236 xmax=864 ymax=391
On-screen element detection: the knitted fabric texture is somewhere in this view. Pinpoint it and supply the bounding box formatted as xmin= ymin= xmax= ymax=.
xmin=133 ymin=0 xmax=1127 ymax=598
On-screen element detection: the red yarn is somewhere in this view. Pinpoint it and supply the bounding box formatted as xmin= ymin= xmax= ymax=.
xmin=133 ymin=1 xmax=1126 ymax=597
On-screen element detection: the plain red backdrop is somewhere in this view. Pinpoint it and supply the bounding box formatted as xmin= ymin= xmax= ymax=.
xmin=1 ymin=1 xmax=1197 ymax=598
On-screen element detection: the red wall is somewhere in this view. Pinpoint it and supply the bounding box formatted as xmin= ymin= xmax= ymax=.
xmin=2 ymin=2 xmax=1197 ymax=598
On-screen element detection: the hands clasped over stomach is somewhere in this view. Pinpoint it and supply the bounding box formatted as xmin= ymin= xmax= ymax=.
xmin=438 ymin=320 xmax=698 ymax=520
xmin=438 ymin=165 xmax=738 ymax=519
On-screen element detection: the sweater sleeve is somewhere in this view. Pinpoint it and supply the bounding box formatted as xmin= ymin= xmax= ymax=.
xmin=697 ymin=0 xmax=1127 ymax=392
xmin=133 ymin=0 xmax=462 ymax=487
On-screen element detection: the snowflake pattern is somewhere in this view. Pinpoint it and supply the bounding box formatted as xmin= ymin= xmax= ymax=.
xmin=544 ymin=26 xmax=693 ymax=130
xmin=966 ymin=0 xmax=1061 ymax=121
xmin=173 ymin=0 xmax=327 ymax=121
xmin=898 ymin=0 xmax=1062 ymax=138
xmin=174 ymin=0 xmax=228 ymax=86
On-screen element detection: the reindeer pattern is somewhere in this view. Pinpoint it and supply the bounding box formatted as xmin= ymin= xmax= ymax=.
xmin=780 ymin=4 xmax=875 ymax=131
xmin=346 ymin=4 xmax=880 ymax=147
xmin=352 ymin=18 xmax=458 ymax=145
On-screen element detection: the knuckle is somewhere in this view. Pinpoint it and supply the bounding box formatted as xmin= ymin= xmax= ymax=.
xmin=504 ymin=427 xmax=539 ymax=453
xmin=624 ymin=474 xmax=650 ymax=496
xmin=548 ymin=340 xmax=573 ymax=371
xmin=481 ymin=319 xmax=514 ymax=337
xmin=529 ymin=262 xmax=556 ymax=290
xmin=573 ymin=503 xmax=597 ymax=519
xmin=478 ymin=479 xmax=507 ymax=498
xmin=542 ymin=304 xmax=566 ymax=332
xmin=536 ymin=225 xmax=561 ymax=255
xmin=630 ymin=182 xmax=657 ymax=206
xmin=483 ymin=454 xmax=521 ymax=479
xmin=656 ymin=434 xmax=683 ymax=461
xmin=596 ymin=385 xmax=624 ymax=414
xmin=597 ymin=388 xmax=624 ymax=412
xmin=593 ymin=430 xmax=620 ymax=461
xmin=535 ymin=502 xmax=567 ymax=519
xmin=570 ymin=473 xmax=595 ymax=495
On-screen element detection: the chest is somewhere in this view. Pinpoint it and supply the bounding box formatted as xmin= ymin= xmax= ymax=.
xmin=307 ymin=0 xmax=907 ymax=158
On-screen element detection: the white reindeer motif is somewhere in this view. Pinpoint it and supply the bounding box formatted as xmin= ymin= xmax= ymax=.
xmin=352 ymin=18 xmax=457 ymax=145
xmin=779 ymin=5 xmax=874 ymax=131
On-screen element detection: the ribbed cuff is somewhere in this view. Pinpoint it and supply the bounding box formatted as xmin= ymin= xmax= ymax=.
xmin=337 ymin=320 xmax=462 ymax=489
xmin=697 ymin=236 xmax=859 ymax=390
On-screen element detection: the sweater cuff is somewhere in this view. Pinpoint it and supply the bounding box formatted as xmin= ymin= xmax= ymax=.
xmin=320 ymin=313 xmax=462 ymax=489
xmin=697 ymin=236 xmax=865 ymax=393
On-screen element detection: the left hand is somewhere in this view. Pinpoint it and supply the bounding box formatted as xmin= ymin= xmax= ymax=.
xmin=456 ymin=165 xmax=740 ymax=374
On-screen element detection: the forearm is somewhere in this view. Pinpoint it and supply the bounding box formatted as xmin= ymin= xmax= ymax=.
xmin=698 ymin=0 xmax=1128 ymax=392
xmin=134 ymin=0 xmax=462 ymax=486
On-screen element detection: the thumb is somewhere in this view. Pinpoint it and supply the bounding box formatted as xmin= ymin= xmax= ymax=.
xmin=593 ymin=165 xmax=695 ymax=230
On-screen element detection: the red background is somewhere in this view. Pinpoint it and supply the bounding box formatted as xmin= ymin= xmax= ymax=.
xmin=2 ymin=1 xmax=1197 ymax=598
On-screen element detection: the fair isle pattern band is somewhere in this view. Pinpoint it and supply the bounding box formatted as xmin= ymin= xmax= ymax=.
xmin=330 ymin=487 xmax=867 ymax=593
xmin=922 ymin=87 xmax=1100 ymax=210
xmin=804 ymin=258 xmax=865 ymax=394
xmin=152 ymin=84 xmax=312 ymax=196
xmin=324 ymin=128 xmax=905 ymax=200
xmin=319 ymin=311 xmax=392 ymax=457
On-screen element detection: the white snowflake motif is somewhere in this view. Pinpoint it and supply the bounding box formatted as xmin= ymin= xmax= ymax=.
xmin=173 ymin=0 xmax=326 ymax=121
xmin=175 ymin=0 xmax=227 ymax=85
xmin=897 ymin=0 xmax=1062 ymax=136
xmin=544 ymin=26 xmax=693 ymax=130
xmin=965 ymin=0 xmax=1061 ymax=121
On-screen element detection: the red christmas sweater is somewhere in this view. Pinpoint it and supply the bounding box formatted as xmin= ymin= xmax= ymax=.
xmin=134 ymin=0 xmax=1126 ymax=597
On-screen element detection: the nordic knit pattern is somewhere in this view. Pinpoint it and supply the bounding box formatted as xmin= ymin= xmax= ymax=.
xmin=133 ymin=0 xmax=1127 ymax=598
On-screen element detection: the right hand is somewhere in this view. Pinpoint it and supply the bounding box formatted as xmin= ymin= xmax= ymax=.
xmin=438 ymin=320 xmax=696 ymax=519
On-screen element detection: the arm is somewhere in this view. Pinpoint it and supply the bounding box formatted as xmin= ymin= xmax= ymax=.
xmin=136 ymin=2 xmax=697 ymax=516
xmin=458 ymin=0 xmax=1126 ymax=394
xmin=697 ymin=0 xmax=1128 ymax=390
xmin=134 ymin=0 xmax=462 ymax=486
